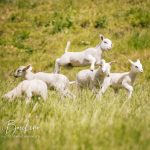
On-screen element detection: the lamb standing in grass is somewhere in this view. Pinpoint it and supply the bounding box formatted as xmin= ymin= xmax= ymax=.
xmin=54 ymin=34 xmax=112 ymax=73
xmin=76 ymin=59 xmax=115 ymax=90
xmin=4 ymin=79 xmax=48 ymax=103
xmin=96 ymin=59 xmax=143 ymax=99
xmin=14 ymin=65 xmax=75 ymax=99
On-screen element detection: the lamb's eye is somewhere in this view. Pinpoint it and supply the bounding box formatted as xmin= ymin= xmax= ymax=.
xmin=18 ymin=70 xmax=22 ymax=73
xmin=135 ymin=66 xmax=138 ymax=68
xmin=104 ymin=41 xmax=107 ymax=44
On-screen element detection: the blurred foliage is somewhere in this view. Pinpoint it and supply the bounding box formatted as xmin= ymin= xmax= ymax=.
xmin=128 ymin=31 xmax=150 ymax=50
xmin=94 ymin=16 xmax=107 ymax=28
xmin=126 ymin=8 xmax=150 ymax=28
xmin=51 ymin=11 xmax=73 ymax=34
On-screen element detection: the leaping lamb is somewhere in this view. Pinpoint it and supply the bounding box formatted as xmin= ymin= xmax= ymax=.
xmin=54 ymin=34 xmax=112 ymax=73
xmin=76 ymin=59 xmax=115 ymax=90
xmin=96 ymin=59 xmax=143 ymax=99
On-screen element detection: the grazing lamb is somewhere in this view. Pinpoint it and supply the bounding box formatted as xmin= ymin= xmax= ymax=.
xmin=4 ymin=79 xmax=48 ymax=103
xmin=96 ymin=59 xmax=143 ymax=99
xmin=14 ymin=65 xmax=75 ymax=99
xmin=54 ymin=34 xmax=112 ymax=73
xmin=76 ymin=59 xmax=115 ymax=90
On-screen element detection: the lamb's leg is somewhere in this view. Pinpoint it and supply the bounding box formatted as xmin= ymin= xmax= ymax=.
xmin=96 ymin=84 xmax=109 ymax=100
xmin=122 ymin=82 xmax=133 ymax=99
xmin=54 ymin=58 xmax=61 ymax=74
xmin=96 ymin=77 xmax=110 ymax=99
xmin=89 ymin=80 xmax=94 ymax=90
xmin=91 ymin=86 xmax=98 ymax=94
xmin=89 ymin=81 xmax=97 ymax=94
xmin=55 ymin=83 xmax=74 ymax=100
xmin=41 ymin=92 xmax=47 ymax=101
xmin=59 ymin=89 xmax=74 ymax=100
xmin=25 ymin=97 xmax=31 ymax=104
xmin=65 ymin=89 xmax=76 ymax=100
xmin=86 ymin=55 xmax=96 ymax=71
xmin=25 ymin=91 xmax=32 ymax=104
xmin=55 ymin=86 xmax=66 ymax=99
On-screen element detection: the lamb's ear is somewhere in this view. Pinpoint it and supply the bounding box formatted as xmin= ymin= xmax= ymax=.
xmin=109 ymin=61 xmax=116 ymax=65
xmin=23 ymin=65 xmax=32 ymax=71
xmin=137 ymin=59 xmax=140 ymax=63
xmin=100 ymin=34 xmax=104 ymax=41
xmin=128 ymin=59 xmax=134 ymax=65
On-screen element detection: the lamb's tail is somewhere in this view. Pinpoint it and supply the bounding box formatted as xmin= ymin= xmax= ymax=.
xmin=69 ymin=81 xmax=76 ymax=85
xmin=65 ymin=41 xmax=71 ymax=53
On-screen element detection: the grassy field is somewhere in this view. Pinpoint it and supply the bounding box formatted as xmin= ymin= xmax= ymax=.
xmin=0 ymin=0 xmax=150 ymax=149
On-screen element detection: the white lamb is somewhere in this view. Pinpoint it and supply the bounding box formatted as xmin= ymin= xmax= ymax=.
xmin=14 ymin=65 xmax=75 ymax=99
xmin=54 ymin=34 xmax=112 ymax=73
xmin=76 ymin=59 xmax=115 ymax=90
xmin=4 ymin=79 xmax=48 ymax=103
xmin=96 ymin=59 xmax=143 ymax=99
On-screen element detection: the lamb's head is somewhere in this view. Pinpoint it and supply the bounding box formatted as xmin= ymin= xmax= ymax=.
xmin=14 ymin=65 xmax=32 ymax=78
xmin=100 ymin=59 xmax=115 ymax=77
xmin=128 ymin=59 xmax=143 ymax=73
xmin=99 ymin=34 xmax=112 ymax=51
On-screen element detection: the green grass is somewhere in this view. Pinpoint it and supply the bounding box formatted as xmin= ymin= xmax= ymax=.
xmin=0 ymin=0 xmax=150 ymax=149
